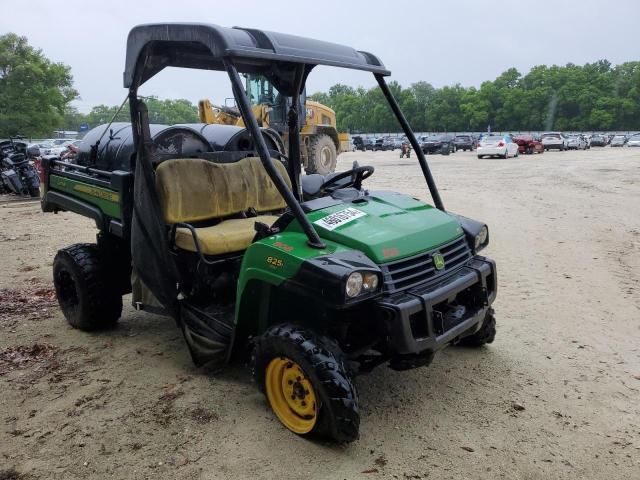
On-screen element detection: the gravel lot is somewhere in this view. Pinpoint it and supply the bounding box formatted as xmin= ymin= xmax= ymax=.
xmin=1 ymin=147 xmax=639 ymax=479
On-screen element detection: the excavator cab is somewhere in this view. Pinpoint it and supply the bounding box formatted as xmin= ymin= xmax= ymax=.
xmin=245 ymin=74 xmax=306 ymax=132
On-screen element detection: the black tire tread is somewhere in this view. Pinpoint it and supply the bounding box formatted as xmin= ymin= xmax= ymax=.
xmin=53 ymin=243 xmax=122 ymax=331
xmin=459 ymin=308 xmax=496 ymax=347
xmin=253 ymin=323 xmax=359 ymax=442
xmin=306 ymin=134 xmax=337 ymax=175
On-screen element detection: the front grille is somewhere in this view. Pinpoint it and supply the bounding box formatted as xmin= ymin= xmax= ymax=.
xmin=380 ymin=236 xmax=472 ymax=293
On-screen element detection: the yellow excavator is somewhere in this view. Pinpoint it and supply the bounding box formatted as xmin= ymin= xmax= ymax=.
xmin=198 ymin=75 xmax=350 ymax=174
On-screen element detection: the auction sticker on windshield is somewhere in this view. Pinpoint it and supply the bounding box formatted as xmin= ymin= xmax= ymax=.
xmin=314 ymin=208 xmax=366 ymax=231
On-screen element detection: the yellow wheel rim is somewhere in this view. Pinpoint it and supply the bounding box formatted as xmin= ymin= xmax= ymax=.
xmin=265 ymin=357 xmax=318 ymax=434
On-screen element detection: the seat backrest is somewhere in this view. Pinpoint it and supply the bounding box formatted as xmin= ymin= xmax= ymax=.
xmin=155 ymin=156 xmax=291 ymax=224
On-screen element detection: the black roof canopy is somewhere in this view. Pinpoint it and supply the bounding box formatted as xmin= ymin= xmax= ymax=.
xmin=123 ymin=23 xmax=390 ymax=89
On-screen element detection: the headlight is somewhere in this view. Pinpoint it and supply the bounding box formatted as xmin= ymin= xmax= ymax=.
xmin=475 ymin=225 xmax=488 ymax=250
xmin=345 ymin=272 xmax=363 ymax=298
xmin=452 ymin=214 xmax=490 ymax=253
xmin=362 ymin=272 xmax=379 ymax=292
xmin=345 ymin=271 xmax=380 ymax=298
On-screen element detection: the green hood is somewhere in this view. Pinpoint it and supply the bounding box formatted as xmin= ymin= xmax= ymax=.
xmin=305 ymin=192 xmax=464 ymax=263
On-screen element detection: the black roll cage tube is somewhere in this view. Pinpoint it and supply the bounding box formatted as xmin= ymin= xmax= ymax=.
xmin=224 ymin=60 xmax=325 ymax=249
xmin=375 ymin=74 xmax=445 ymax=211
xmin=127 ymin=58 xmax=445 ymax=250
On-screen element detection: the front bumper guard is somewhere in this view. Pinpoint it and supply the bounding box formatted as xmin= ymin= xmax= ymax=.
xmin=377 ymin=256 xmax=497 ymax=355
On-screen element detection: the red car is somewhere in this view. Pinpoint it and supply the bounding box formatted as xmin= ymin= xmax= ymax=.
xmin=513 ymin=135 xmax=544 ymax=154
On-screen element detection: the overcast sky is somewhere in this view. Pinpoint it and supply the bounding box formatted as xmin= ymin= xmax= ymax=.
xmin=2 ymin=0 xmax=638 ymax=113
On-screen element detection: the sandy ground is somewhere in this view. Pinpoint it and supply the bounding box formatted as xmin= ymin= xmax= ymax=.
xmin=1 ymin=146 xmax=639 ymax=480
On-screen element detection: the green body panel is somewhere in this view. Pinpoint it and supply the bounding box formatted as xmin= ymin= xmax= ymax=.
xmin=235 ymin=231 xmax=353 ymax=320
xmin=289 ymin=192 xmax=463 ymax=263
xmin=49 ymin=175 xmax=121 ymax=219
xmin=235 ymin=191 xmax=463 ymax=328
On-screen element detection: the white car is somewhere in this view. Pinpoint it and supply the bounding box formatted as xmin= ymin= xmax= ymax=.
xmin=541 ymin=132 xmax=567 ymax=151
xmin=566 ymin=134 xmax=587 ymax=150
xmin=610 ymin=135 xmax=627 ymax=147
xmin=626 ymin=134 xmax=640 ymax=147
xmin=477 ymin=134 xmax=519 ymax=159
xmin=32 ymin=142 xmax=54 ymax=155
xmin=47 ymin=139 xmax=75 ymax=156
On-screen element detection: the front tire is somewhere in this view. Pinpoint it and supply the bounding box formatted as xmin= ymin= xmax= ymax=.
xmin=253 ymin=324 xmax=359 ymax=443
xmin=306 ymin=134 xmax=337 ymax=175
xmin=53 ymin=243 xmax=122 ymax=331
xmin=459 ymin=309 xmax=496 ymax=347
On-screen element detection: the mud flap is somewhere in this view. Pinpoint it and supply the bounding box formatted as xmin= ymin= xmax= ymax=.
xmin=180 ymin=302 xmax=234 ymax=367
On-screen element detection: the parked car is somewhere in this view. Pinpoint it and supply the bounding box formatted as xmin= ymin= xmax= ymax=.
xmin=391 ymin=138 xmax=405 ymax=150
xmin=420 ymin=134 xmax=455 ymax=154
xmin=610 ymin=135 xmax=627 ymax=147
xmin=477 ymin=134 xmax=519 ymax=159
xmin=566 ymin=134 xmax=587 ymax=150
xmin=513 ymin=135 xmax=544 ymax=154
xmin=373 ymin=137 xmax=391 ymax=151
xmin=626 ymin=134 xmax=640 ymax=147
xmin=541 ymin=132 xmax=567 ymax=151
xmin=32 ymin=141 xmax=54 ymax=155
xmin=590 ymin=134 xmax=607 ymax=147
xmin=382 ymin=137 xmax=396 ymax=150
xmin=46 ymin=139 xmax=75 ymax=156
xmin=352 ymin=136 xmax=374 ymax=151
xmin=453 ymin=134 xmax=476 ymax=151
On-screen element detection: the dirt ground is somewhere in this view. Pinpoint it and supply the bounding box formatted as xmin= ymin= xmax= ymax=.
xmin=1 ymin=146 xmax=639 ymax=480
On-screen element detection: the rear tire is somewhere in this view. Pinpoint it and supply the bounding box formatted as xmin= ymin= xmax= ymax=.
xmin=306 ymin=134 xmax=337 ymax=175
xmin=459 ymin=309 xmax=496 ymax=347
xmin=253 ymin=324 xmax=359 ymax=443
xmin=53 ymin=243 xmax=122 ymax=331
xmin=477 ymin=155 xmax=483 ymax=159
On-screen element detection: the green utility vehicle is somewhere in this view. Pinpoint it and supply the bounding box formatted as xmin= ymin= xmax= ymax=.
xmin=41 ymin=23 xmax=497 ymax=442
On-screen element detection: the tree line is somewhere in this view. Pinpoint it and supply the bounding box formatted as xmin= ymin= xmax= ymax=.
xmin=62 ymin=97 xmax=199 ymax=133
xmin=310 ymin=61 xmax=640 ymax=133
xmin=1 ymin=33 xmax=638 ymax=138
xmin=0 ymin=33 xmax=199 ymax=138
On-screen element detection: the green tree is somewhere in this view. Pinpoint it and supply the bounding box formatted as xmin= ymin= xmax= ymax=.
xmin=309 ymin=59 xmax=640 ymax=132
xmin=85 ymin=103 xmax=130 ymax=127
xmin=62 ymin=105 xmax=86 ymax=131
xmin=0 ymin=33 xmax=78 ymax=137
xmin=83 ymin=96 xmax=198 ymax=128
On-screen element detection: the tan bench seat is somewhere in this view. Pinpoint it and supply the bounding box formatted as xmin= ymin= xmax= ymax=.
xmin=156 ymin=157 xmax=290 ymax=256
xmin=174 ymin=215 xmax=280 ymax=255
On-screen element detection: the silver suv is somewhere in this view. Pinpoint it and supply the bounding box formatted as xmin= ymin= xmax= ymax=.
xmin=541 ymin=132 xmax=567 ymax=151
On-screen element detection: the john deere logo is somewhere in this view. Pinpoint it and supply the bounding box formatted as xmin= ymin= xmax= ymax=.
xmin=433 ymin=252 xmax=445 ymax=270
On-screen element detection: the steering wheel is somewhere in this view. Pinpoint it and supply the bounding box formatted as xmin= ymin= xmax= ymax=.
xmin=320 ymin=165 xmax=374 ymax=192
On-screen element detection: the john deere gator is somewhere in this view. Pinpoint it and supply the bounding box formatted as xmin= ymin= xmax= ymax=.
xmin=41 ymin=23 xmax=497 ymax=442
